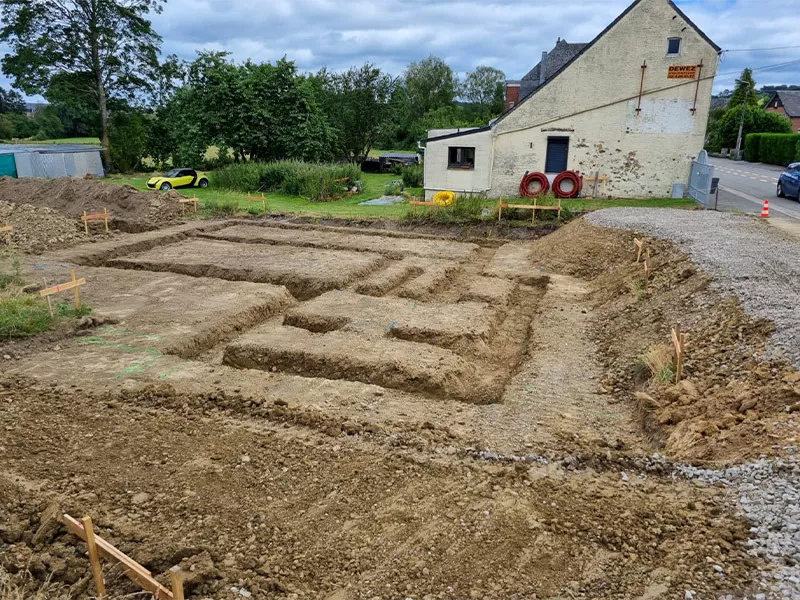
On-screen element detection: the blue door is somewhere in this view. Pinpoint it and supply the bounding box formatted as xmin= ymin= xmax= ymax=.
xmin=0 ymin=153 xmax=16 ymax=178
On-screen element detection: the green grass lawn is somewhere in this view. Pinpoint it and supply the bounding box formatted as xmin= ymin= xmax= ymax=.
xmin=107 ymin=172 xmax=696 ymax=220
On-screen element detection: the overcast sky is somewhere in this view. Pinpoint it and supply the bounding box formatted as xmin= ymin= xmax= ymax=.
xmin=2 ymin=0 xmax=799 ymax=101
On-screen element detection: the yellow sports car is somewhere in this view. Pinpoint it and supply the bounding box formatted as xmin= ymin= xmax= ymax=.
xmin=146 ymin=168 xmax=209 ymax=191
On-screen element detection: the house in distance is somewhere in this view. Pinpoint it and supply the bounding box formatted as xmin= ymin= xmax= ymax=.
xmin=421 ymin=0 xmax=721 ymax=199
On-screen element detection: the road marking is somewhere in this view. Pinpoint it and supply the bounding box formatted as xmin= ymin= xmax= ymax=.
xmin=719 ymin=185 xmax=800 ymax=220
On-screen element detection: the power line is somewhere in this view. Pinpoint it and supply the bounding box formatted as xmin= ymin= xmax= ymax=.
xmin=723 ymin=45 xmax=800 ymax=53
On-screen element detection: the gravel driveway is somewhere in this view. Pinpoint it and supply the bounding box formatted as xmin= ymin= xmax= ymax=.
xmin=586 ymin=208 xmax=800 ymax=369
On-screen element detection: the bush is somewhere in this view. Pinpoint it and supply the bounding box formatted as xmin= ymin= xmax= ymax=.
xmin=797 ymin=139 xmax=800 ymax=162
xmin=212 ymin=161 xmax=363 ymax=201
xmin=385 ymin=179 xmax=404 ymax=195
xmin=746 ymin=133 xmax=800 ymax=166
xmin=713 ymin=107 xmax=792 ymax=150
xmin=401 ymin=164 xmax=424 ymax=187
xmin=744 ymin=134 xmax=761 ymax=162
xmin=0 ymin=116 xmax=12 ymax=140
xmin=109 ymin=112 xmax=148 ymax=173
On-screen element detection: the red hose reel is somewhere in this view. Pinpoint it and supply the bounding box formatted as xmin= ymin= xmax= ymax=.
xmin=519 ymin=171 xmax=583 ymax=199
xmin=519 ymin=172 xmax=549 ymax=197
xmin=552 ymin=170 xmax=583 ymax=198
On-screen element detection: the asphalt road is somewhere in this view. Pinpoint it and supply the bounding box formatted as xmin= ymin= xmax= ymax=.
xmin=708 ymin=157 xmax=800 ymax=222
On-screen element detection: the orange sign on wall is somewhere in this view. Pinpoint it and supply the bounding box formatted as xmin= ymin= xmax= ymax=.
xmin=668 ymin=65 xmax=698 ymax=79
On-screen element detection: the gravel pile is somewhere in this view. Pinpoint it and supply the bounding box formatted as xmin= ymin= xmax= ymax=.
xmin=586 ymin=209 xmax=800 ymax=369
xmin=677 ymin=453 xmax=800 ymax=599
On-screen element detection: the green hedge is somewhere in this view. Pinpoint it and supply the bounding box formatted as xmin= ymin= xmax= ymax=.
xmin=211 ymin=161 xmax=362 ymax=200
xmin=744 ymin=134 xmax=761 ymax=163
xmin=796 ymin=139 xmax=800 ymax=162
xmin=745 ymin=133 xmax=800 ymax=166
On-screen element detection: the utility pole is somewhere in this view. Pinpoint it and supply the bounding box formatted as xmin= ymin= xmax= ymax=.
xmin=734 ymin=80 xmax=750 ymax=160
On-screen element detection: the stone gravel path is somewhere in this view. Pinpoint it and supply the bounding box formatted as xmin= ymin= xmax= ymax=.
xmin=586 ymin=208 xmax=800 ymax=369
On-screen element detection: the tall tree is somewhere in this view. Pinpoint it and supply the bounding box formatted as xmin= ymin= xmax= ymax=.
xmin=404 ymin=56 xmax=459 ymax=117
xmin=728 ymin=68 xmax=759 ymax=109
xmin=0 ymin=86 xmax=25 ymax=113
xmin=0 ymin=0 xmax=165 ymax=165
xmin=319 ymin=63 xmax=395 ymax=163
xmin=463 ymin=66 xmax=505 ymax=108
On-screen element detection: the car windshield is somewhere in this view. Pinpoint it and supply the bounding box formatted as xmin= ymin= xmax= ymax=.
xmin=164 ymin=169 xmax=182 ymax=177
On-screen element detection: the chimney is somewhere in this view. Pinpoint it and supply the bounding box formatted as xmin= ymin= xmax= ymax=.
xmin=505 ymin=81 xmax=521 ymax=112
xmin=539 ymin=51 xmax=548 ymax=86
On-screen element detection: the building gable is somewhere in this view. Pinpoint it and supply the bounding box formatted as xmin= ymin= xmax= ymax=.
xmin=493 ymin=0 xmax=720 ymax=131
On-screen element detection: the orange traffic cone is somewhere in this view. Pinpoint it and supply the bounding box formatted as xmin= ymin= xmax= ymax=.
xmin=760 ymin=199 xmax=770 ymax=218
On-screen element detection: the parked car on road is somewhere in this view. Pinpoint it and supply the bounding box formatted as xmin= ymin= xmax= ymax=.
xmin=777 ymin=163 xmax=800 ymax=200
xmin=146 ymin=168 xmax=209 ymax=191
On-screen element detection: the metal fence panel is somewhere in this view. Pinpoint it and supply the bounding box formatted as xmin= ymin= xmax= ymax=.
xmin=688 ymin=160 xmax=715 ymax=208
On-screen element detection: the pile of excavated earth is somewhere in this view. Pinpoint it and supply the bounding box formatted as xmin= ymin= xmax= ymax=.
xmin=0 ymin=192 xmax=799 ymax=600
xmin=0 ymin=178 xmax=186 ymax=251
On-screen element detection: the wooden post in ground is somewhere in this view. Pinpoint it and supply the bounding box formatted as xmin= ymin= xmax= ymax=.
xmin=169 ymin=567 xmax=185 ymax=600
xmin=671 ymin=325 xmax=685 ymax=383
xmin=83 ymin=210 xmax=89 ymax=235
xmin=71 ymin=269 xmax=81 ymax=309
xmin=83 ymin=516 xmax=106 ymax=598
xmin=43 ymin=278 xmax=53 ymax=317
xmin=103 ymin=207 xmax=109 ymax=233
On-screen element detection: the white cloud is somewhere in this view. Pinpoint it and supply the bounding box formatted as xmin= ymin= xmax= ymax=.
xmin=2 ymin=0 xmax=799 ymax=99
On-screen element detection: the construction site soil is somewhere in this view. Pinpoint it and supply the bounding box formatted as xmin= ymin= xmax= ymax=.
xmin=1 ymin=207 xmax=799 ymax=600
xmin=0 ymin=177 xmax=185 ymax=237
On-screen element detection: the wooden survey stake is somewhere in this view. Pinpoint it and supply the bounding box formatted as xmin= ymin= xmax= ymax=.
xmin=178 ymin=195 xmax=199 ymax=214
xmin=246 ymin=193 xmax=267 ymax=212
xmin=498 ymin=196 xmax=562 ymax=223
xmin=62 ymin=514 xmax=183 ymax=600
xmin=0 ymin=225 xmax=12 ymax=246
xmin=39 ymin=270 xmax=85 ymax=312
xmin=82 ymin=516 xmax=106 ymax=598
xmin=82 ymin=208 xmax=110 ymax=234
xmin=671 ymin=326 xmax=686 ymax=383
xmin=634 ymin=238 xmax=649 ymax=263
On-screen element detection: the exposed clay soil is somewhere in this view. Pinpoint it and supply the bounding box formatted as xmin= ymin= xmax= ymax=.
xmin=0 ymin=177 xmax=185 ymax=234
xmin=0 ymin=211 xmax=798 ymax=600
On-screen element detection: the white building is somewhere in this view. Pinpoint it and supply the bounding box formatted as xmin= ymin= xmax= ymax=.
xmin=422 ymin=0 xmax=721 ymax=199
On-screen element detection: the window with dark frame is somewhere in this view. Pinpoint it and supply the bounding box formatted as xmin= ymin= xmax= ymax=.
xmin=544 ymin=137 xmax=569 ymax=173
xmin=448 ymin=147 xmax=475 ymax=169
xmin=667 ymin=38 xmax=681 ymax=56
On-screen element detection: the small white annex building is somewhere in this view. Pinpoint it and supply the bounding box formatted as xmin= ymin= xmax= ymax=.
xmin=422 ymin=0 xmax=721 ymax=199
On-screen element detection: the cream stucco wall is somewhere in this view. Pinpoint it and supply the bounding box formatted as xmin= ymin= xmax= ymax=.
xmin=424 ymin=130 xmax=494 ymax=198
xmin=423 ymin=0 xmax=720 ymax=199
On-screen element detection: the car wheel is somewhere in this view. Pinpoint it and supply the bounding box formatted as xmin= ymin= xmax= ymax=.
xmin=160 ymin=182 xmax=172 ymax=191
xmin=198 ymin=179 xmax=209 ymax=188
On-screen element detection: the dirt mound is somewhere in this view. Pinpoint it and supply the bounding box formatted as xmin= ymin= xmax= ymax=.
xmin=0 ymin=177 xmax=184 ymax=233
xmin=531 ymin=218 xmax=800 ymax=462
xmin=0 ymin=200 xmax=87 ymax=253
xmin=0 ymin=377 xmax=760 ymax=600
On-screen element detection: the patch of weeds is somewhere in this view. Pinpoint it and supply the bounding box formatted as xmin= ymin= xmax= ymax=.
xmin=625 ymin=278 xmax=645 ymax=301
xmin=203 ymin=197 xmax=239 ymax=216
xmin=639 ymin=344 xmax=675 ymax=384
xmin=402 ymin=194 xmax=492 ymax=225
xmin=0 ymin=295 xmax=55 ymax=338
xmin=385 ymin=179 xmax=404 ymax=195
xmin=0 ymin=254 xmax=23 ymax=290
